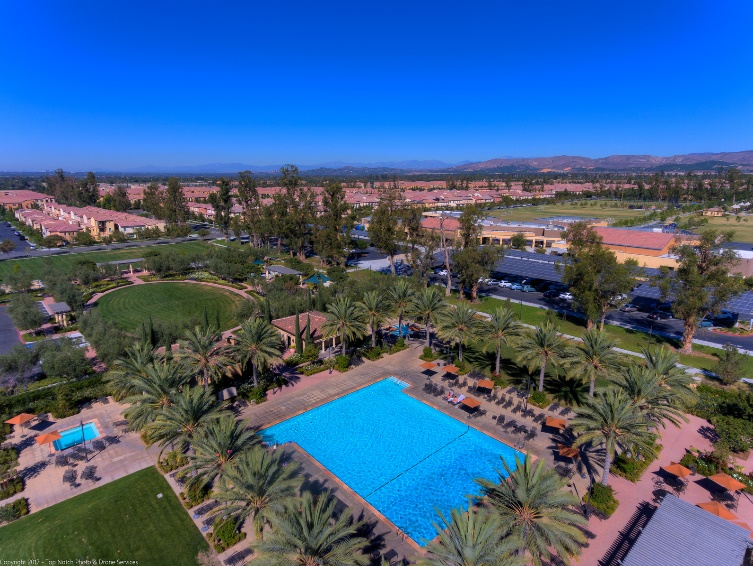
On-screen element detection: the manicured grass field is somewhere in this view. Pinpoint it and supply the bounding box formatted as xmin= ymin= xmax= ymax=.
xmin=0 ymin=467 xmax=207 ymax=565
xmin=486 ymin=203 xmax=659 ymax=223
xmin=95 ymin=282 xmax=243 ymax=332
xmin=698 ymin=216 xmax=753 ymax=243
xmin=0 ymin=240 xmax=210 ymax=281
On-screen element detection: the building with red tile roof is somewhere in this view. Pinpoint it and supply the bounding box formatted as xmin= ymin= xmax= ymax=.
xmin=593 ymin=226 xmax=677 ymax=256
xmin=0 ymin=190 xmax=55 ymax=210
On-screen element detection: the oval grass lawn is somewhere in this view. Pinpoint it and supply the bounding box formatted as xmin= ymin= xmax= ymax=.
xmin=95 ymin=282 xmax=243 ymax=332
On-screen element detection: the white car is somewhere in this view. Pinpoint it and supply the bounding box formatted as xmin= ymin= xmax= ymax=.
xmin=498 ymin=280 xmax=512 ymax=288
xmin=437 ymin=269 xmax=448 ymax=276
xmin=485 ymin=278 xmax=500 ymax=286
xmin=559 ymin=292 xmax=574 ymax=301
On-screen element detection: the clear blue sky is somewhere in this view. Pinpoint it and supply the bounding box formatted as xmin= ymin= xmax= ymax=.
xmin=1 ymin=1 xmax=752 ymax=171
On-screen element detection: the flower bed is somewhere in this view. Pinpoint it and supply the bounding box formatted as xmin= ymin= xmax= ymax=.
xmin=208 ymin=517 xmax=246 ymax=552
xmin=612 ymin=444 xmax=663 ymax=483
xmin=158 ymin=451 xmax=188 ymax=474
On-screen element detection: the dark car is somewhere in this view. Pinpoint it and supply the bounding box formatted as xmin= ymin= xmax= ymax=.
xmin=543 ymin=290 xmax=560 ymax=299
xmin=648 ymin=310 xmax=672 ymax=320
xmin=620 ymin=303 xmax=639 ymax=312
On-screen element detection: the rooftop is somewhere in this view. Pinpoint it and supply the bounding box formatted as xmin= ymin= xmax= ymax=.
xmin=594 ymin=226 xmax=676 ymax=251
xmin=272 ymin=310 xmax=328 ymax=342
xmin=265 ymin=265 xmax=303 ymax=276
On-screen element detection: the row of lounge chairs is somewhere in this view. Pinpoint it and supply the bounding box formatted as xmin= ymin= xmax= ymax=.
xmin=62 ymin=465 xmax=98 ymax=487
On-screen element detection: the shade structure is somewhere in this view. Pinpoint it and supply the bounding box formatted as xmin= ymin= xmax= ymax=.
xmin=443 ymin=365 xmax=459 ymax=374
xmin=5 ymin=413 xmax=35 ymax=426
xmin=696 ymin=501 xmax=739 ymax=521
xmin=708 ymin=473 xmax=747 ymax=492
xmin=558 ymin=444 xmax=580 ymax=459
xmin=218 ymin=387 xmax=238 ymax=402
xmin=545 ymin=416 xmax=567 ymax=430
xmin=477 ymin=379 xmax=494 ymax=391
xmin=420 ymin=361 xmax=437 ymax=370
xmin=661 ymin=461 xmax=693 ymax=479
xmin=461 ymin=397 xmax=481 ymax=410
xmin=35 ymin=431 xmax=61 ymax=445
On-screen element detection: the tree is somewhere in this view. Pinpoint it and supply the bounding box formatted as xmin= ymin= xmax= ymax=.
xmin=275 ymin=165 xmax=317 ymax=258
xmin=106 ymin=341 xmax=162 ymax=399
xmin=294 ymin=311 xmax=303 ymax=355
xmin=121 ymin=360 xmax=192 ymax=431
xmin=214 ymin=446 xmax=301 ymax=540
xmin=237 ymin=171 xmax=264 ymax=246
xmin=453 ymin=245 xmax=503 ymax=302
xmin=387 ymin=278 xmax=415 ymax=336
xmin=482 ymin=307 xmax=524 ymax=375
xmin=148 ymin=386 xmax=224 ymax=458
xmin=6 ymin=293 xmax=45 ymax=331
xmin=408 ymin=232 xmax=440 ymax=287
xmin=313 ymin=181 xmax=351 ymax=265
xmin=253 ymin=490 xmax=369 ymax=565
xmin=111 ymin=185 xmax=131 ymax=211
xmin=369 ymin=181 xmax=403 ymax=275
xmin=440 ymin=214 xmax=454 ymax=297
xmin=509 ymin=232 xmax=527 ymax=251
xmin=78 ymin=172 xmax=99 ymax=206
xmin=322 ymin=296 xmax=367 ymax=354
xmin=421 ymin=508 xmax=524 ymax=566
xmin=358 ymin=291 xmax=389 ymax=348
xmin=610 ymin=364 xmax=688 ymax=428
xmin=655 ymin=230 xmax=744 ymax=353
xmin=476 ymin=455 xmax=587 ymax=566
xmin=0 ymin=344 xmax=41 ymax=401
xmin=230 ymin=318 xmax=284 ymax=388
xmin=6 ymin=266 xmax=33 ymax=293
xmin=517 ymin=324 xmax=570 ymax=393
xmin=562 ymin=223 xmax=637 ymax=329
xmin=37 ymin=338 xmax=90 ymax=380
xmin=209 ymin=177 xmax=233 ymax=235
xmin=163 ymin=177 xmax=188 ymax=224
xmin=715 ymin=343 xmax=743 ymax=386
xmin=640 ymin=345 xmax=696 ymax=406
xmin=435 ymin=303 xmax=481 ymax=363
xmin=142 ymin=182 xmax=164 ymax=217
xmin=0 ymin=239 xmax=15 ymax=256
xmin=408 ymin=286 xmax=448 ymax=348
xmin=568 ymin=327 xmax=621 ymax=397
xmin=74 ymin=230 xmax=96 ymax=246
xmin=571 ymin=389 xmax=658 ymax=486
xmin=178 ymin=326 xmax=231 ymax=389
xmin=457 ymin=205 xmax=484 ymax=249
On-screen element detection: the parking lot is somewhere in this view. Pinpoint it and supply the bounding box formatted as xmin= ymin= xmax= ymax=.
xmin=0 ymin=220 xmax=33 ymax=253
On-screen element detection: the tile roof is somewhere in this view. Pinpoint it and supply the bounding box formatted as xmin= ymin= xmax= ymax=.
xmin=0 ymin=190 xmax=52 ymax=205
xmin=421 ymin=216 xmax=461 ymax=231
xmin=594 ymin=226 xmax=675 ymax=251
xmin=265 ymin=265 xmax=302 ymax=276
xmin=272 ymin=310 xmax=328 ymax=342
xmin=622 ymin=495 xmax=750 ymax=566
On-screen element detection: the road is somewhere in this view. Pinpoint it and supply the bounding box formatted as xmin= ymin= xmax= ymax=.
xmin=0 ymin=220 xmax=33 ymax=255
xmin=0 ymin=305 xmax=20 ymax=354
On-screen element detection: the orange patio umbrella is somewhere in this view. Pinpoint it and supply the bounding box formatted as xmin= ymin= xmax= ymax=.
xmin=545 ymin=416 xmax=568 ymax=430
xmin=443 ymin=365 xmax=459 ymax=374
xmin=696 ymin=501 xmax=739 ymax=521
xmin=661 ymin=462 xmax=693 ymax=479
xmin=708 ymin=473 xmax=747 ymax=492
xmin=558 ymin=444 xmax=580 ymax=459
xmin=420 ymin=361 xmax=437 ymax=370
xmin=5 ymin=413 xmax=35 ymax=434
xmin=35 ymin=431 xmax=62 ymax=454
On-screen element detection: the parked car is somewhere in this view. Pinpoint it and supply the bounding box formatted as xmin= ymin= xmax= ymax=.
xmin=498 ymin=280 xmax=513 ymax=288
xmin=558 ymin=292 xmax=574 ymax=301
xmin=648 ymin=310 xmax=672 ymax=320
xmin=510 ymin=283 xmax=523 ymax=290
xmin=620 ymin=303 xmax=639 ymax=312
xmin=698 ymin=319 xmax=714 ymax=328
xmin=711 ymin=309 xmax=735 ymax=321
xmin=436 ymin=269 xmax=448 ymax=276
xmin=543 ymin=289 xmax=560 ymax=299
xmin=521 ymin=285 xmax=536 ymax=292
xmin=485 ymin=278 xmax=500 ymax=286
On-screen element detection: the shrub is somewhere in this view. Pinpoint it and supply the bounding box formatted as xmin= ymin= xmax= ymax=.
xmin=334 ymin=355 xmax=350 ymax=372
xmin=0 ymin=448 xmax=19 ymax=478
xmin=0 ymin=476 xmax=24 ymax=500
xmin=362 ymin=346 xmax=384 ymax=361
xmin=158 ymin=450 xmax=188 ymax=473
xmin=283 ymin=353 xmax=304 ymax=367
xmin=245 ymin=386 xmax=267 ymax=405
xmin=584 ymin=484 xmax=619 ymax=517
xmin=710 ymin=415 xmax=753 ymax=453
xmin=180 ymin=483 xmax=211 ymax=509
xmin=613 ymin=445 xmax=663 ymax=483
xmin=679 ymin=452 xmax=722 ymax=477
xmin=302 ymin=344 xmax=319 ymax=363
xmin=419 ymin=347 xmax=438 ymax=361
xmin=389 ymin=338 xmax=407 ymax=354
xmin=301 ymin=363 xmax=327 ymax=376
xmin=528 ymin=391 xmax=548 ymax=409
xmin=0 ymin=497 xmax=29 ymax=524
xmin=209 ymin=517 xmax=246 ymax=552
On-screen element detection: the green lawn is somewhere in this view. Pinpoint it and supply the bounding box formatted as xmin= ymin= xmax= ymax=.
xmin=0 ymin=241 xmax=210 ymax=281
xmin=486 ymin=203 xmax=659 ymax=223
xmin=95 ymin=282 xmax=244 ymax=332
xmin=0 ymin=467 xmax=207 ymax=565
xmin=699 ymin=215 xmax=753 ymax=243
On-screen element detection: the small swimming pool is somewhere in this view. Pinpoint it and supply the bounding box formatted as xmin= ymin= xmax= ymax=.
xmin=53 ymin=422 xmax=101 ymax=451
xmin=263 ymin=378 xmax=523 ymax=545
xmin=388 ymin=324 xmax=411 ymax=337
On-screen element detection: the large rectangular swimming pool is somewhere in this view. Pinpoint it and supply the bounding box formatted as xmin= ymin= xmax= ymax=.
xmin=53 ymin=421 xmax=100 ymax=451
xmin=262 ymin=377 xmax=523 ymax=545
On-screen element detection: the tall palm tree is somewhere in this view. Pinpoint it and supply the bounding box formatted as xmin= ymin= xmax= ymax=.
xmin=178 ymin=325 xmax=231 ymax=389
xmin=421 ymin=507 xmax=524 ymax=566
xmin=571 ymin=389 xmax=659 ymax=486
xmin=230 ymin=318 xmax=284 ymax=388
xmin=214 ymin=446 xmax=301 ymax=540
xmin=641 ymin=345 xmax=696 ymax=405
xmin=183 ymin=416 xmax=260 ymax=491
xmin=358 ymin=291 xmax=389 ymax=348
xmin=408 ymin=286 xmax=448 ymax=348
xmin=476 ymin=455 xmax=587 ymax=566
xmin=106 ymin=341 xmax=162 ymax=400
xmin=569 ymin=327 xmax=621 ymax=397
xmin=122 ymin=360 xmax=191 ymax=431
xmin=322 ymin=296 xmax=367 ymax=354
xmin=517 ymin=324 xmax=570 ymax=393
xmin=482 ymin=307 xmax=524 ymax=375
xmin=435 ymin=303 xmax=481 ymax=363
xmin=388 ymin=278 xmax=415 ymax=336
xmin=148 ymin=386 xmax=224 ymax=457
xmin=253 ymin=490 xmax=369 ymax=565
xmin=609 ymin=364 xmax=688 ymax=429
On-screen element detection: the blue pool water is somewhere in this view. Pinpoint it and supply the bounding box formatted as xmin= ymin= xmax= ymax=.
xmin=263 ymin=378 xmax=523 ymax=545
xmin=388 ymin=324 xmax=411 ymax=337
xmin=53 ymin=422 xmax=100 ymax=451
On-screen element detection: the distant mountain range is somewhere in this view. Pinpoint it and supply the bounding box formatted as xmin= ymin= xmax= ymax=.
xmin=127 ymin=159 xmax=471 ymax=174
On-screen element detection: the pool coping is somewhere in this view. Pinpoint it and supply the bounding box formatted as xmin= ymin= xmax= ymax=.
xmin=53 ymin=418 xmax=104 ymax=453
xmin=259 ymin=375 xmax=530 ymax=553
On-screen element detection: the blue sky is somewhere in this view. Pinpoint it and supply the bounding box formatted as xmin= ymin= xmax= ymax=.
xmin=1 ymin=1 xmax=752 ymax=170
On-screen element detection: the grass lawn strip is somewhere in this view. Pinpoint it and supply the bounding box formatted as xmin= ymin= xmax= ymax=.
xmin=0 ymin=467 xmax=207 ymax=565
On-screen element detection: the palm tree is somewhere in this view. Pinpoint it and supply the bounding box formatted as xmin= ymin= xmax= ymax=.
xmin=230 ymin=318 xmax=284 ymax=388
xmin=322 ymin=296 xmax=367 ymax=354
xmin=517 ymin=324 xmax=569 ymax=393
xmin=571 ymin=389 xmax=659 ymax=486
xmin=178 ymin=325 xmax=231 ymax=389
xmin=435 ymin=303 xmax=481 ymax=363
xmin=214 ymin=446 xmax=301 ymax=540
xmin=183 ymin=416 xmax=260 ymax=490
xmin=253 ymin=490 xmax=369 ymax=565
xmin=122 ymin=360 xmax=191 ymax=431
xmin=106 ymin=341 xmax=162 ymax=400
xmin=421 ymin=507 xmax=524 ymax=566
xmin=408 ymin=286 xmax=448 ymax=348
xmin=388 ymin=278 xmax=415 ymax=336
xmin=569 ymin=327 xmax=621 ymax=397
xmin=641 ymin=345 xmax=696 ymax=405
xmin=481 ymin=307 xmax=524 ymax=375
xmin=148 ymin=386 xmax=224 ymax=457
xmin=609 ymin=364 xmax=688 ymax=429
xmin=476 ymin=455 xmax=587 ymax=566
xmin=358 ymin=291 xmax=389 ymax=348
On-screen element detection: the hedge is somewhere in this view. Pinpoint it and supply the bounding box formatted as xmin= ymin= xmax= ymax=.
xmin=209 ymin=517 xmax=246 ymax=552
xmin=612 ymin=444 xmax=663 ymax=483
xmin=0 ymin=477 xmax=23 ymax=501
xmin=0 ymin=497 xmax=29 ymax=524
xmin=158 ymin=451 xmax=188 ymax=474
xmin=584 ymin=484 xmax=619 ymax=517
